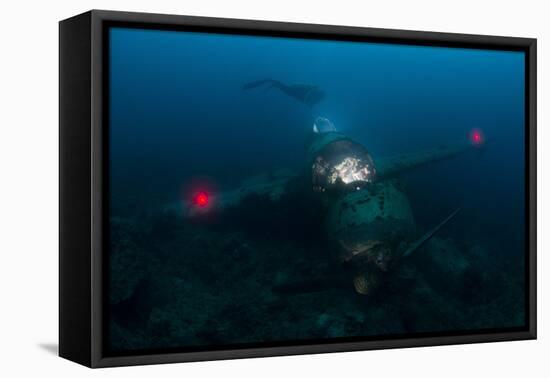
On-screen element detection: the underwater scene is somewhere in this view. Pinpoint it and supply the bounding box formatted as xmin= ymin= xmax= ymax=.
xmin=107 ymin=27 xmax=527 ymax=353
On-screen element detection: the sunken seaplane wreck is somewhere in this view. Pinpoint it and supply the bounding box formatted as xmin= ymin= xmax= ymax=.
xmin=166 ymin=79 xmax=484 ymax=296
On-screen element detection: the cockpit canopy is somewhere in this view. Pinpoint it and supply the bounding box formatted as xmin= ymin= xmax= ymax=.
xmin=313 ymin=117 xmax=337 ymax=134
xmin=312 ymin=139 xmax=376 ymax=193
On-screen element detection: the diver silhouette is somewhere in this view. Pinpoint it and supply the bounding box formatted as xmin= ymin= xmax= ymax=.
xmin=242 ymin=79 xmax=325 ymax=108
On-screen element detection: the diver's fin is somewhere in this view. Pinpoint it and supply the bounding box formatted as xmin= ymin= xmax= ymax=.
xmin=402 ymin=207 xmax=461 ymax=257
xmin=242 ymin=79 xmax=281 ymax=90
xmin=376 ymin=144 xmax=476 ymax=180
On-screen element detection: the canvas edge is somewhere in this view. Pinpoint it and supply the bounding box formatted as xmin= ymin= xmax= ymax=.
xmin=59 ymin=10 xmax=93 ymax=367
xmin=526 ymin=38 xmax=536 ymax=341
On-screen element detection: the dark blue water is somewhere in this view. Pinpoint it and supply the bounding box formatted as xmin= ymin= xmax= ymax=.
xmin=107 ymin=27 xmax=526 ymax=353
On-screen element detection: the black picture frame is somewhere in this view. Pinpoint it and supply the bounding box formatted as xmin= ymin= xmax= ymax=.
xmin=59 ymin=9 xmax=537 ymax=368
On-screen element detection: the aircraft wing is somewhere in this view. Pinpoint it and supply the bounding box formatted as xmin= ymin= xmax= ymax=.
xmin=165 ymin=169 xmax=296 ymax=218
xmin=375 ymin=143 xmax=477 ymax=180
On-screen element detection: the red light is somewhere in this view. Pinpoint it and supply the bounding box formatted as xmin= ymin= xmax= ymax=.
xmin=194 ymin=192 xmax=209 ymax=207
xmin=470 ymin=129 xmax=484 ymax=146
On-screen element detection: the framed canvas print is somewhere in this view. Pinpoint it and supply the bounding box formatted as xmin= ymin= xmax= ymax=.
xmin=59 ymin=10 xmax=536 ymax=368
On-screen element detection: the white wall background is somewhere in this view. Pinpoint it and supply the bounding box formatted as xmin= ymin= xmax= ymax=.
xmin=0 ymin=0 xmax=547 ymax=375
